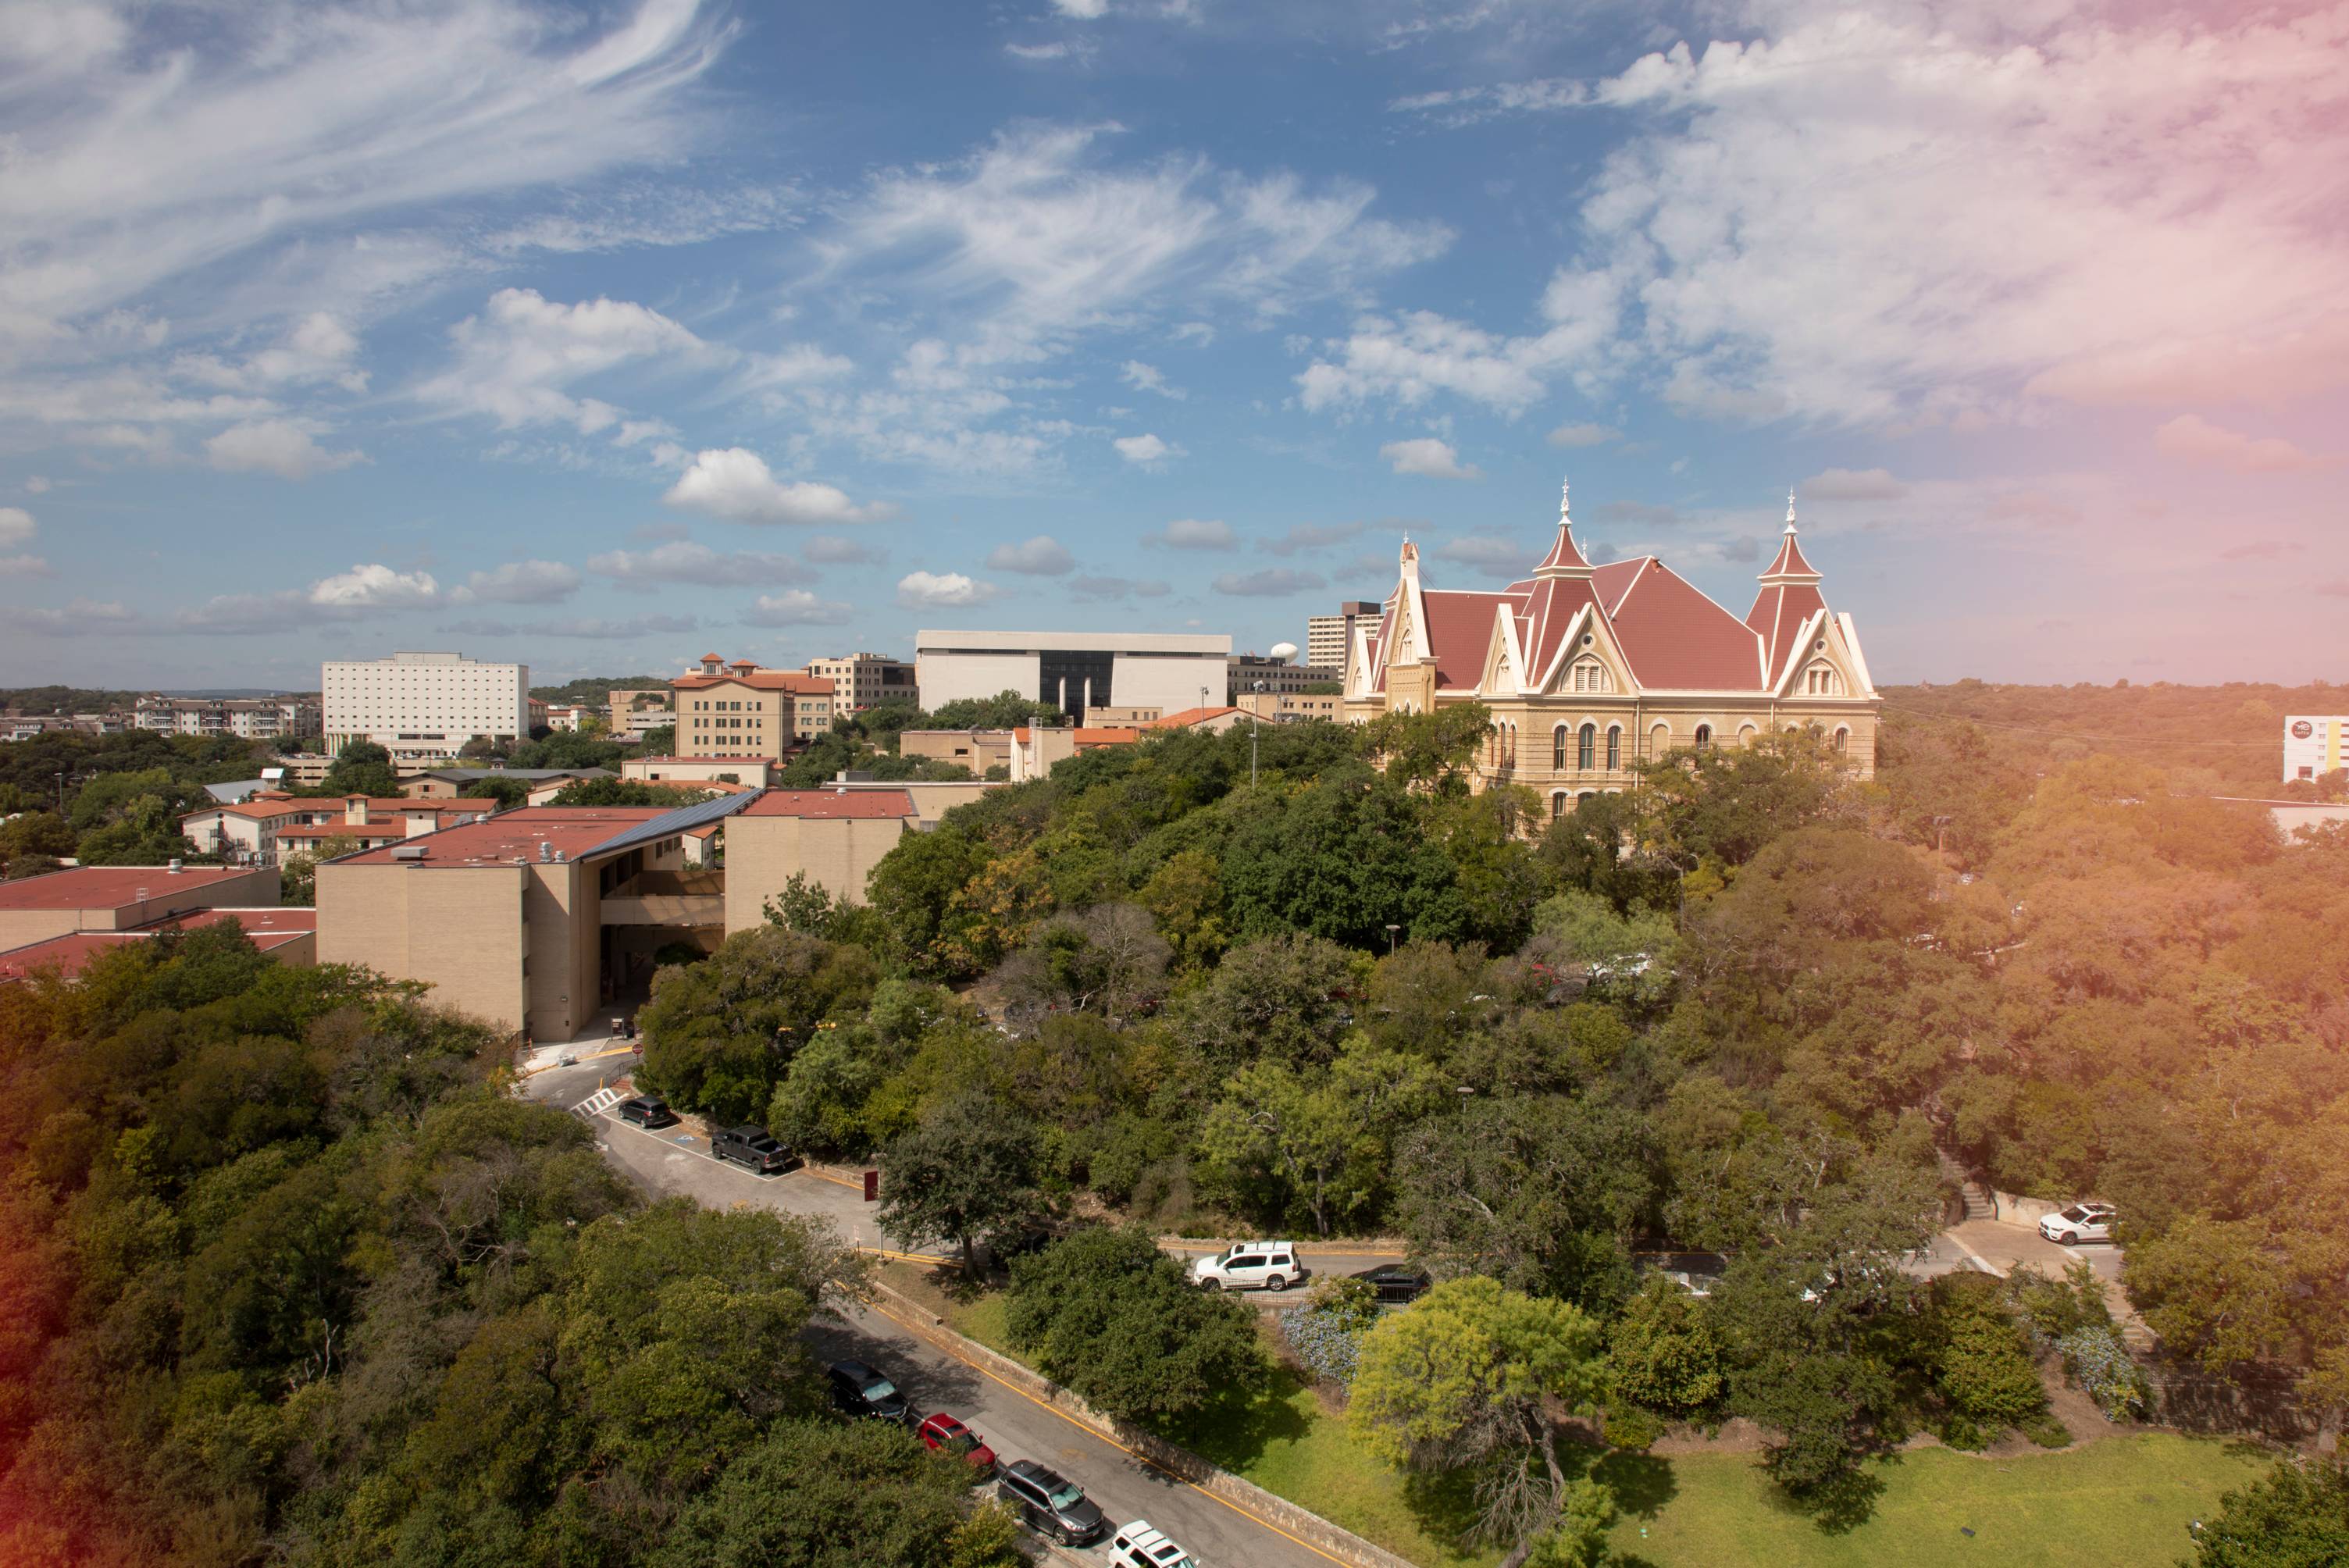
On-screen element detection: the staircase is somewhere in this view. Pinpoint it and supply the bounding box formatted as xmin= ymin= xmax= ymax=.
xmin=1957 ymin=1180 xmax=1998 ymax=1222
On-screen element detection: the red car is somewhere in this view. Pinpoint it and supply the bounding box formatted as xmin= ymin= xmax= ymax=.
xmin=917 ymin=1412 xmax=997 ymax=1472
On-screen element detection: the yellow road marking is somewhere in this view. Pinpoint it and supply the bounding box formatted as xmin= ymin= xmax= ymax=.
xmin=861 ymin=1296 xmax=1352 ymax=1567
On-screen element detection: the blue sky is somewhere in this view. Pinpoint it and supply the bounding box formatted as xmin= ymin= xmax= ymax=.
xmin=2 ymin=0 xmax=2344 ymax=690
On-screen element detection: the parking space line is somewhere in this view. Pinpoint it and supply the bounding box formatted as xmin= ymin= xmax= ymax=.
xmin=861 ymin=1295 xmax=1350 ymax=1568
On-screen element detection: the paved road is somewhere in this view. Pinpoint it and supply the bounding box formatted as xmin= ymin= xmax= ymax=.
xmin=525 ymin=1070 xmax=1341 ymax=1566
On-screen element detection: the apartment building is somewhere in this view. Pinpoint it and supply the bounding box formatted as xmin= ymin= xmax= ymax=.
xmin=671 ymin=655 xmax=836 ymax=760
xmin=607 ymin=687 xmax=675 ymax=739
xmin=805 ymin=653 xmax=916 ymax=714
xmin=1228 ymin=654 xmax=1331 ymax=702
xmin=323 ymin=651 xmax=530 ymax=764
xmin=1306 ymin=602 xmax=1382 ymax=675
xmin=1236 ymin=690 xmax=1346 ymax=724
xmin=136 ymin=695 xmax=320 ymax=740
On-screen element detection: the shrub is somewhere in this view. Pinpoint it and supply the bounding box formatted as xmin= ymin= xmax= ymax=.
xmin=2055 ymin=1324 xmax=2149 ymax=1421
xmin=2006 ymin=1260 xmax=2112 ymax=1349
xmin=1930 ymin=1271 xmax=2049 ymax=1434
xmin=1603 ymin=1404 xmax=1666 ymax=1451
xmin=1279 ymin=1302 xmax=1370 ymax=1388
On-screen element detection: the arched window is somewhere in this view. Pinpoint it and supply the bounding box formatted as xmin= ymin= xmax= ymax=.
xmin=1606 ymin=725 xmax=1620 ymax=771
xmin=1834 ymin=726 xmax=1850 ymax=754
xmin=1577 ymin=723 xmax=1595 ymax=770
xmin=1694 ymin=723 xmax=1713 ymax=751
xmin=1650 ymin=722 xmax=1670 ymax=757
xmin=1577 ymin=791 xmax=1596 ymax=804
xmin=1738 ymin=722 xmax=1758 ymax=747
xmin=1803 ymin=662 xmax=1842 ymax=697
xmin=1551 ymin=792 xmax=1569 ymax=821
xmin=1570 ymin=659 xmax=1611 ymax=693
xmin=1552 ymin=725 xmax=1569 ymax=770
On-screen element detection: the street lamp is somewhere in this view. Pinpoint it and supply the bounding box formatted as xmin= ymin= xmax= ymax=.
xmin=1250 ymin=680 xmax=1265 ymax=787
xmin=1385 ymin=923 xmax=1401 ymax=955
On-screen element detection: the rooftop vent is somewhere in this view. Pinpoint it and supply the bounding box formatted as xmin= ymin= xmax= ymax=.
xmin=168 ymin=858 xmax=183 ymax=873
xmin=390 ymin=844 xmax=428 ymax=861
xmin=537 ymin=839 xmax=554 ymax=864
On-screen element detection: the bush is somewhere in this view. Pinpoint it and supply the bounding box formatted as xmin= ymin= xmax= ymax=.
xmin=1278 ymin=1299 xmax=1372 ymax=1389
xmin=1930 ymin=1271 xmax=2049 ymax=1435
xmin=2055 ymin=1324 xmax=2149 ymax=1420
xmin=1603 ymin=1404 xmax=1666 ymax=1451
xmin=2006 ymin=1260 xmax=2112 ymax=1349
xmin=1005 ymin=1228 xmax=1264 ymax=1422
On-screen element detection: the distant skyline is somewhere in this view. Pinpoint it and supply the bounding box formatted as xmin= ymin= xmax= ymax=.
xmin=2 ymin=0 xmax=2343 ymax=690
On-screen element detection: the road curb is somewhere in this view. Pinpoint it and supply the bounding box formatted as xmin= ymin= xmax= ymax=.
xmin=864 ymin=1279 xmax=1417 ymax=1568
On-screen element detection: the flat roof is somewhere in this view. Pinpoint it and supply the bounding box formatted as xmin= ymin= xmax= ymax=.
xmin=914 ymin=629 xmax=1231 ymax=654
xmin=417 ymin=767 xmax=614 ymax=782
xmin=740 ymin=788 xmax=917 ymax=820
xmin=0 ymin=864 xmax=261 ymax=911
xmin=335 ymin=807 xmax=666 ymax=868
xmin=0 ymin=907 xmax=315 ymax=982
xmin=628 ymin=754 xmax=774 ymax=764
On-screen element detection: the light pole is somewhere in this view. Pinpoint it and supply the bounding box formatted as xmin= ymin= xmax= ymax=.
xmin=1385 ymin=923 xmax=1400 ymax=955
xmin=1249 ymin=681 xmax=1264 ymax=786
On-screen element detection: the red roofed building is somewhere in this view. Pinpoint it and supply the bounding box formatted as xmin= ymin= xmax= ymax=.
xmin=671 ymin=654 xmax=836 ymax=760
xmin=0 ymin=907 xmax=319 ymax=985
xmin=722 ymin=788 xmax=922 ymax=929
xmin=0 ymin=863 xmax=281 ymax=949
xmin=1343 ymin=481 xmax=1880 ymax=817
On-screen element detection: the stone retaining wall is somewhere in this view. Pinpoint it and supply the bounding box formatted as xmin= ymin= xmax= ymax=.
xmin=864 ymin=1279 xmax=1420 ymax=1568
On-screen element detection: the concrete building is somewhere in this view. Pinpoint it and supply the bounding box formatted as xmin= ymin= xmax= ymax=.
xmin=1237 ymin=690 xmax=1345 ymax=724
xmin=622 ymin=754 xmax=778 ymax=787
xmin=2283 ymin=716 xmax=2348 ymax=784
xmin=323 ymin=651 xmax=529 ymax=764
xmin=0 ymin=864 xmax=280 ymax=950
xmin=136 ymin=695 xmax=319 ymax=739
xmin=672 ymin=654 xmax=837 ymax=759
xmin=806 ymin=653 xmax=917 ymax=714
xmin=899 ymin=729 xmax=1014 ymax=775
xmin=1344 ymin=483 xmax=1880 ymax=819
xmin=607 ymin=687 xmax=674 ymax=740
xmin=722 ymin=789 xmax=923 ymax=930
xmin=405 ymin=767 xmax=612 ymax=799
xmin=1228 ymin=654 xmax=1331 ymax=702
xmin=915 ymin=629 xmax=1232 ymax=725
xmin=1307 ymin=602 xmax=1382 ymax=674
xmin=0 ymin=906 xmax=317 ymax=984
xmin=315 ymin=804 xmax=736 ymax=1042
xmin=1008 ymin=725 xmax=1141 ymax=782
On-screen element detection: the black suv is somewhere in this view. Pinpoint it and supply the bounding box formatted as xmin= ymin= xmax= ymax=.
xmin=998 ymin=1458 xmax=1106 ymax=1547
xmin=826 ymin=1359 xmax=911 ymax=1425
xmin=709 ymin=1124 xmax=792 ymax=1173
xmin=615 ymin=1095 xmax=675 ymax=1129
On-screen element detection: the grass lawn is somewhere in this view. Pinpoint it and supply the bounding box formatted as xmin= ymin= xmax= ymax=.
xmin=872 ymin=1267 xmax=2266 ymax=1568
xmin=1611 ymin=1434 xmax=2272 ymax=1568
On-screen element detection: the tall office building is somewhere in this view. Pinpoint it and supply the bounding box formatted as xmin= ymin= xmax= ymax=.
xmin=1306 ymin=601 xmax=1382 ymax=673
xmin=805 ymin=652 xmax=916 ymax=713
xmin=322 ymin=651 xmax=529 ymax=764
xmin=914 ymin=629 xmax=1231 ymax=725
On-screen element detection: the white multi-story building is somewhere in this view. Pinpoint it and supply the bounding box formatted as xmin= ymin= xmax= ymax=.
xmin=1306 ymin=601 xmax=1381 ymax=674
xmin=134 ymin=695 xmax=319 ymax=740
xmin=914 ymin=629 xmax=1232 ymax=725
xmin=2283 ymin=716 xmax=2349 ymax=784
xmin=323 ymin=651 xmax=529 ymax=766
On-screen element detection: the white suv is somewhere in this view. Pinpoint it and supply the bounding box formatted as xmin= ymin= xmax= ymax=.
xmin=1189 ymin=1241 xmax=1306 ymax=1292
xmin=2040 ymin=1203 xmax=2116 ymax=1245
xmin=1111 ymin=1520 xmax=1195 ymax=1568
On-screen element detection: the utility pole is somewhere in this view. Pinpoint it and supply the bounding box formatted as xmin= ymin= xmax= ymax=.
xmin=1249 ymin=681 xmax=1264 ymax=786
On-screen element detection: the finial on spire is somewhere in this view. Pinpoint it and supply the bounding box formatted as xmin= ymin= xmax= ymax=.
xmin=1560 ymin=475 xmax=1571 ymax=517
xmin=1784 ymin=487 xmax=1798 ymax=532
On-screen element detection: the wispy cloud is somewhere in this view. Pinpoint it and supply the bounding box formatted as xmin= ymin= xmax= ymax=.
xmin=1381 ymin=436 xmax=1481 ymax=479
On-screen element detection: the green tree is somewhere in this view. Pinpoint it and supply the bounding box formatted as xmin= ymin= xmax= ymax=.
xmin=1349 ymin=1276 xmax=1609 ymax=1551
xmin=927 ymin=690 xmax=1061 ymax=729
xmin=280 ymin=832 xmax=359 ymax=904
xmin=459 ymin=774 xmax=529 ymax=809
xmin=1363 ymin=700 xmax=1492 ymax=794
xmin=877 ymin=1092 xmax=1053 ymax=1278
xmin=2183 ymin=1452 xmax=2349 ymax=1568
xmin=1195 ymin=1036 xmax=1444 ymax=1236
xmin=320 ymin=739 xmax=401 ymax=797
xmin=1926 ymin=1270 xmax=2050 ymax=1444
xmin=1608 ymin=1274 xmax=1724 ymax=1420
xmin=547 ymin=778 xmax=715 ymax=807
xmin=636 ymin=928 xmax=878 ymax=1119
xmin=1004 ymin=1227 xmax=1263 ymax=1422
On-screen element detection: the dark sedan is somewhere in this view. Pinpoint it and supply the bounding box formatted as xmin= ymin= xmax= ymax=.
xmin=1352 ymin=1263 xmax=1431 ymax=1305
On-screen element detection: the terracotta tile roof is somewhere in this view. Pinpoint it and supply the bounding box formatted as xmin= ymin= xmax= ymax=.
xmin=0 ymin=865 xmax=258 ymax=911
xmin=1760 ymin=529 xmax=1820 ymax=579
xmin=1420 ymin=590 xmax=1525 ymax=689
xmin=672 ymin=670 xmax=834 ymax=693
xmin=740 ymin=789 xmax=916 ymax=820
xmin=334 ymin=807 xmax=667 ymax=868
xmin=180 ymin=796 xmax=316 ymax=824
xmin=630 ymin=754 xmax=773 ymax=764
xmin=1747 ymin=581 xmax=1827 ymax=685
xmin=1519 ymin=575 xmax=1600 ymax=684
xmin=1603 ymin=559 xmax=1766 ymax=690
xmin=1146 ymin=706 xmax=1242 ymax=729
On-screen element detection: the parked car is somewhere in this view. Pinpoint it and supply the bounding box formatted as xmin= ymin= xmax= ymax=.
xmin=998 ymin=1459 xmax=1106 ymax=1547
xmin=1110 ymin=1519 xmax=1196 ymax=1568
xmin=615 ymin=1095 xmax=675 ymax=1128
xmin=826 ymin=1359 xmax=912 ymax=1425
xmin=709 ymin=1124 xmax=793 ymax=1174
xmin=2040 ymin=1202 xmax=2116 ymax=1245
xmin=1350 ymin=1263 xmax=1431 ymax=1305
xmin=1189 ymin=1241 xmax=1306 ymax=1292
xmin=916 ymin=1412 xmax=996 ymax=1471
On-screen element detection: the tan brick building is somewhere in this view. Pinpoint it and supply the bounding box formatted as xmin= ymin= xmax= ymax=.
xmin=1343 ymin=483 xmax=1880 ymax=818
xmin=672 ymin=654 xmax=836 ymax=759
xmin=0 ymin=864 xmax=280 ymax=950
xmin=721 ymin=789 xmax=921 ymax=930
xmin=898 ymin=729 xmax=1014 ymax=775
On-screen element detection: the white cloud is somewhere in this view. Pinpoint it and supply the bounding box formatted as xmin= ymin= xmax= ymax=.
xmin=23 ymin=477 xmax=51 ymax=494
xmin=986 ymin=535 xmax=1078 ymax=576
xmin=0 ymin=555 xmax=50 ymax=578
xmin=1114 ymin=432 xmax=1182 ymax=466
xmin=587 ymin=541 xmax=797 ymax=585
xmin=1260 ymin=521 xmax=1367 ymax=556
xmin=1298 ymin=285 xmax=1624 ymax=416
xmin=1146 ymin=517 xmax=1235 ymax=549
xmin=451 ymin=560 xmax=580 ymax=605
xmin=1435 ymin=534 xmax=1527 ymax=570
xmin=308 ymin=563 xmax=438 ymax=609
xmin=804 ymin=534 xmax=888 ymax=565
xmin=1552 ymin=7 xmax=2349 ymax=426
xmin=662 ymin=447 xmax=894 ymax=525
xmin=1547 ymin=422 xmax=1618 ymax=448
xmin=1214 ymin=568 xmax=1326 ymax=597
xmin=0 ymin=508 xmax=33 ymax=547
xmin=744 ymin=590 xmax=854 ymax=626
xmin=203 ymin=419 xmax=365 ymax=479
xmin=1051 ymin=0 xmax=1109 ymax=16
xmin=442 ymin=612 xmax=700 ymax=639
xmin=1381 ymin=437 xmax=1481 ymax=480
xmin=16 ymin=597 xmax=134 ymax=636
xmin=2155 ymin=415 xmax=2332 ymax=474
xmin=413 ymin=287 xmax=708 ymax=441
xmin=1801 ymin=466 xmax=1909 ymax=501
xmin=1005 ymin=41 xmax=1076 ymax=60
xmin=1121 ymin=360 xmax=1185 ymax=399
xmin=896 ymin=570 xmax=997 ymax=608
xmin=1071 ymin=575 xmax=1171 ymax=600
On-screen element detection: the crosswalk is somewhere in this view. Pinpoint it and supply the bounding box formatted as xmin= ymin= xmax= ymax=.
xmin=571 ymin=1085 xmax=626 ymax=1122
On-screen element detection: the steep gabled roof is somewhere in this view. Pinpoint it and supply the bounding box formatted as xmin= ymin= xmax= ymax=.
xmin=1599 ymin=558 xmax=1767 ymax=690
xmin=1747 ymin=580 xmax=1829 ymax=685
xmin=1420 ymin=590 xmax=1527 ymax=689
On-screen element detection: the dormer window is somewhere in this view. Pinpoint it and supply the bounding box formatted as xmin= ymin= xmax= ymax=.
xmin=1570 ymin=659 xmax=1612 ymax=693
xmin=1802 ymin=662 xmax=1842 ymax=697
